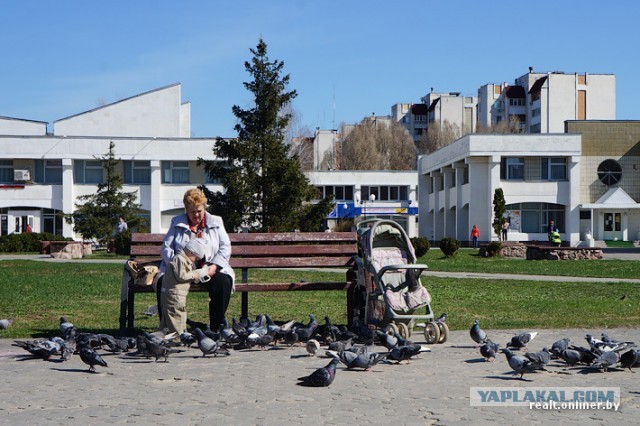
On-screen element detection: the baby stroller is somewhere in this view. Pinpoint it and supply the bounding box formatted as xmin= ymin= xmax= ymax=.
xmin=352 ymin=219 xmax=447 ymax=344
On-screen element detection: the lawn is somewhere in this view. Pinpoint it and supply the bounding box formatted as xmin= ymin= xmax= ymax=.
xmin=0 ymin=258 xmax=639 ymax=338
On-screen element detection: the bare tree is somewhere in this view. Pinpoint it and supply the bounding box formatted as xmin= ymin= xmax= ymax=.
xmin=476 ymin=115 xmax=524 ymax=134
xmin=340 ymin=118 xmax=417 ymax=170
xmin=419 ymin=120 xmax=461 ymax=154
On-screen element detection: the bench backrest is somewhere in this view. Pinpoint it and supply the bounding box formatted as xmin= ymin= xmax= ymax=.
xmin=130 ymin=232 xmax=358 ymax=269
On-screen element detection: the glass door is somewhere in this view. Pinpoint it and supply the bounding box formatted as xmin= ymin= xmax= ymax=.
xmin=603 ymin=212 xmax=621 ymax=240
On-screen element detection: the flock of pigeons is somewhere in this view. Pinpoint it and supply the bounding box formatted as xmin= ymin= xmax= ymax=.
xmin=10 ymin=314 xmax=431 ymax=386
xmin=470 ymin=319 xmax=639 ymax=379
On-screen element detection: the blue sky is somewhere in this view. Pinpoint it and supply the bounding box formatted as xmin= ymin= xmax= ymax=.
xmin=1 ymin=1 xmax=638 ymax=138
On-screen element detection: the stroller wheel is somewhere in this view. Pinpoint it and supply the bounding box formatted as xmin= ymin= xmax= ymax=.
xmin=398 ymin=322 xmax=411 ymax=339
xmin=424 ymin=321 xmax=440 ymax=344
xmin=437 ymin=322 xmax=449 ymax=343
xmin=385 ymin=323 xmax=399 ymax=335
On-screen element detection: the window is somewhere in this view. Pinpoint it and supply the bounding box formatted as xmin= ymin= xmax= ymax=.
xmin=42 ymin=208 xmax=63 ymax=236
xmin=123 ymin=161 xmax=151 ymax=184
xmin=317 ymin=185 xmax=354 ymax=201
xmin=507 ymin=202 xmax=565 ymax=233
xmin=531 ymin=108 xmax=541 ymax=117
xmin=74 ymin=160 xmax=103 ymax=184
xmin=361 ymin=185 xmax=408 ymax=201
xmin=509 ymin=98 xmax=525 ymax=106
xmin=0 ymin=160 xmax=13 ymax=183
xmin=541 ymin=157 xmax=567 ymax=180
xmin=162 ymin=161 xmax=190 ymax=184
xmin=501 ymin=157 xmax=524 ymax=180
xmin=530 ymin=124 xmax=541 ymax=133
xmin=462 ymin=166 xmax=469 ymax=185
xmin=36 ymin=160 xmax=63 ymax=184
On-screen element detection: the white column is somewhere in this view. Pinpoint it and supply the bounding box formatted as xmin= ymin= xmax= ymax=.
xmin=61 ymin=158 xmax=75 ymax=238
xmin=150 ymin=160 xmax=162 ymax=233
xmin=567 ymin=155 xmax=581 ymax=246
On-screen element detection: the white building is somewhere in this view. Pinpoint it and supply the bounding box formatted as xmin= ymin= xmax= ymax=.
xmin=0 ymin=84 xmax=421 ymax=238
xmin=421 ymin=91 xmax=477 ymax=135
xmin=417 ymin=121 xmax=640 ymax=246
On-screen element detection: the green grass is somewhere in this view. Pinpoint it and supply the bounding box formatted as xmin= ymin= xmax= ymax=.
xmin=605 ymin=240 xmax=635 ymax=248
xmin=419 ymin=248 xmax=640 ymax=279
xmin=1 ymin=258 xmax=639 ymax=338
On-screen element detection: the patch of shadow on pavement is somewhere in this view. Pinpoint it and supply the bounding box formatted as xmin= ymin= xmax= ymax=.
xmin=486 ymin=374 xmax=535 ymax=382
xmin=290 ymin=354 xmax=313 ymax=359
xmin=50 ymin=367 xmax=110 ymax=374
xmin=465 ymin=358 xmax=487 ymax=364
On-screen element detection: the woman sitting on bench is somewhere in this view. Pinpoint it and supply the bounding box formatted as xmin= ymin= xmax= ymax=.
xmin=156 ymin=188 xmax=235 ymax=331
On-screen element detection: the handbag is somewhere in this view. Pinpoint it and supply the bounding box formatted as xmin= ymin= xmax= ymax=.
xmin=127 ymin=260 xmax=159 ymax=287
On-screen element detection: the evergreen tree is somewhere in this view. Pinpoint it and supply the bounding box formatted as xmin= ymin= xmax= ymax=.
xmin=492 ymin=188 xmax=506 ymax=238
xmin=64 ymin=141 xmax=145 ymax=244
xmin=201 ymin=38 xmax=333 ymax=232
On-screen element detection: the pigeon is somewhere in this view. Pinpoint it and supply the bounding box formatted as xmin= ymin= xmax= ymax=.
xmin=180 ymin=331 xmax=197 ymax=348
xmin=587 ymin=333 xmax=635 ymax=353
xmin=558 ymin=349 xmax=584 ymax=366
xmin=591 ymin=350 xmax=620 ymax=372
xmin=320 ymin=316 xmax=340 ymax=343
xmin=470 ymin=320 xmax=488 ymax=345
xmin=13 ymin=339 xmax=60 ymax=359
xmin=386 ymin=344 xmax=427 ymax=364
xmin=231 ymin=317 xmax=248 ymax=338
xmin=525 ymin=348 xmax=552 ymax=366
xmin=219 ymin=318 xmax=241 ymax=344
xmin=551 ymin=337 xmax=571 ymax=357
xmin=567 ymin=345 xmax=598 ymax=365
xmin=297 ymin=358 xmax=339 ymax=387
xmin=79 ymin=346 xmax=108 ymax=372
xmin=59 ymin=316 xmax=76 ymax=336
xmin=501 ymin=348 xmax=546 ymax=379
xmin=330 ymin=350 xmax=385 ymax=371
xmin=619 ymin=349 xmax=638 ymax=372
xmin=479 ymin=339 xmax=500 ymax=362
xmin=0 ymin=319 xmax=12 ymax=329
xmin=375 ymin=330 xmax=399 ymax=351
xmin=194 ymin=328 xmax=229 ymax=357
xmin=143 ymin=338 xmax=181 ymax=362
xmin=295 ymin=315 xmax=318 ymax=342
xmin=507 ymin=332 xmax=537 ymax=350
xmin=306 ymin=339 xmax=321 ymax=356
xmin=283 ymin=329 xmax=300 ymax=347
xmin=99 ymin=334 xmax=130 ymax=353
xmin=328 ymin=338 xmax=352 ymax=354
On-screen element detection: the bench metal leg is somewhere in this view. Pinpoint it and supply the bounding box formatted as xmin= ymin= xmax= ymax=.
xmin=127 ymin=288 xmax=135 ymax=332
xmin=241 ymin=292 xmax=248 ymax=320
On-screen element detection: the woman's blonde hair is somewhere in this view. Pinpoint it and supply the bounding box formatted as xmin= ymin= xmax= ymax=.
xmin=183 ymin=188 xmax=207 ymax=208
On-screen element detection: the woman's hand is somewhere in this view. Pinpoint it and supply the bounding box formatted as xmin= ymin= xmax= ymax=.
xmin=208 ymin=264 xmax=218 ymax=276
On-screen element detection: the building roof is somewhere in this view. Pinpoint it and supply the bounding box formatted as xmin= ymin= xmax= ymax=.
xmin=580 ymin=187 xmax=639 ymax=209
xmin=505 ymin=86 xmax=526 ymax=98
xmin=528 ymin=76 xmax=548 ymax=94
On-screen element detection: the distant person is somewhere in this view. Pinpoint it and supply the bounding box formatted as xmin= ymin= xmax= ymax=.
xmin=550 ymin=228 xmax=562 ymax=247
xmin=470 ymin=225 xmax=480 ymax=249
xmin=113 ymin=216 xmax=128 ymax=236
xmin=547 ymin=219 xmax=555 ymax=242
xmin=501 ymin=220 xmax=509 ymax=241
xmin=25 ymin=224 xmax=33 ymax=233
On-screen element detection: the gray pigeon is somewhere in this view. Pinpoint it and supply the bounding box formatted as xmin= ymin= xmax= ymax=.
xmin=143 ymin=338 xmax=181 ymax=362
xmin=13 ymin=339 xmax=60 ymax=360
xmin=507 ymin=332 xmax=537 ymax=350
xmin=479 ymin=339 xmax=500 ymax=362
xmin=591 ymin=350 xmax=619 ymax=372
xmin=587 ymin=333 xmax=635 ymax=353
xmin=331 ymin=350 xmax=385 ymax=370
xmin=79 ymin=346 xmax=108 ymax=372
xmin=559 ymin=348 xmax=583 ymax=366
xmin=551 ymin=337 xmax=570 ymax=357
xmin=501 ymin=348 xmax=546 ymax=379
xmin=194 ymin=328 xmax=229 ymax=357
xmin=386 ymin=344 xmax=426 ymax=364
xmin=525 ymin=348 xmax=551 ymax=366
xmin=306 ymin=339 xmax=321 ymax=356
xmin=297 ymin=358 xmax=339 ymax=387
xmin=470 ymin=320 xmax=487 ymax=345
xmin=375 ymin=330 xmax=399 ymax=351
xmin=619 ymin=349 xmax=638 ymax=372
xmin=0 ymin=319 xmax=12 ymax=329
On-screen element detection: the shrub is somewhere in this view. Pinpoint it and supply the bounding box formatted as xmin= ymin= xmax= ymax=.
xmin=439 ymin=237 xmax=460 ymax=258
xmin=113 ymin=229 xmax=132 ymax=255
xmin=485 ymin=241 xmax=502 ymax=257
xmin=0 ymin=232 xmax=68 ymax=252
xmin=410 ymin=236 xmax=430 ymax=257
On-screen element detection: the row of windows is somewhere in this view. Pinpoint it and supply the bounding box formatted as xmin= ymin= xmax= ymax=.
xmin=505 ymin=202 xmax=565 ymax=233
xmin=0 ymin=160 xmax=222 ymax=185
xmin=501 ymin=157 xmax=567 ymax=181
xmin=316 ymin=185 xmax=410 ymax=202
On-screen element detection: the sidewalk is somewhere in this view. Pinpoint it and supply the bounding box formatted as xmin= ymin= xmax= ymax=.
xmin=1 ymin=327 xmax=638 ymax=424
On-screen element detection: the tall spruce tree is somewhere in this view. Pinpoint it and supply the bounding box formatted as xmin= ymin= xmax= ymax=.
xmin=492 ymin=188 xmax=506 ymax=238
xmin=201 ymin=38 xmax=333 ymax=232
xmin=64 ymin=141 xmax=144 ymax=244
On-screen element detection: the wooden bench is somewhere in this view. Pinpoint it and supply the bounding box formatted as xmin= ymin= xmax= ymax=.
xmin=119 ymin=231 xmax=359 ymax=332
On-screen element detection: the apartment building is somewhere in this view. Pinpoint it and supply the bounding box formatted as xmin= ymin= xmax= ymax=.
xmin=477 ymin=69 xmax=616 ymax=133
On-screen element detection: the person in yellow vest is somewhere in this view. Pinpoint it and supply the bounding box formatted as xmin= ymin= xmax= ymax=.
xmin=549 ymin=228 xmax=562 ymax=247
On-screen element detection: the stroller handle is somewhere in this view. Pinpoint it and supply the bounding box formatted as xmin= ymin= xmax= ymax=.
xmin=377 ymin=263 xmax=428 ymax=279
